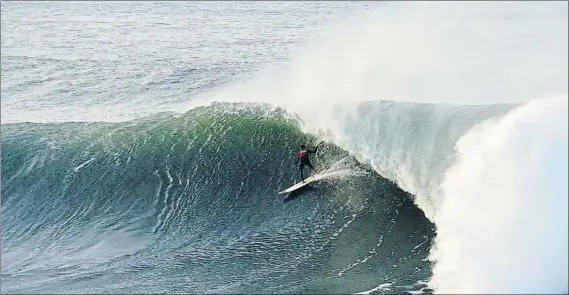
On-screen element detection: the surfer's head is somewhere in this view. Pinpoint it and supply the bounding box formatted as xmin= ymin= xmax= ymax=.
xmin=300 ymin=145 xmax=306 ymax=149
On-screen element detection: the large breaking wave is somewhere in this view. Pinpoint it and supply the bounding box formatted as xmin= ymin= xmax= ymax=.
xmin=3 ymin=97 xmax=566 ymax=293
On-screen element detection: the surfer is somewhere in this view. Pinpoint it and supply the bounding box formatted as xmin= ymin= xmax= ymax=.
xmin=294 ymin=141 xmax=324 ymax=181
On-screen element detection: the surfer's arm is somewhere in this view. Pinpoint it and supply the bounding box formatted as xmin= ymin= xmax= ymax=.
xmin=308 ymin=142 xmax=324 ymax=153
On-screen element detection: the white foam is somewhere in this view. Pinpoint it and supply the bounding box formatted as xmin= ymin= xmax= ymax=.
xmin=429 ymin=96 xmax=568 ymax=293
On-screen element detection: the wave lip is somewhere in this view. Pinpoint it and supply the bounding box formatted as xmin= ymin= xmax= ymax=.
xmin=429 ymin=95 xmax=569 ymax=293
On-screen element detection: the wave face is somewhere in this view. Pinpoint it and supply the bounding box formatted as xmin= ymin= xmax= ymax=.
xmin=1 ymin=103 xmax=435 ymax=293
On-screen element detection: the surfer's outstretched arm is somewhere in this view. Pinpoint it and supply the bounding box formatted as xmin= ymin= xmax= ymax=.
xmin=308 ymin=141 xmax=324 ymax=153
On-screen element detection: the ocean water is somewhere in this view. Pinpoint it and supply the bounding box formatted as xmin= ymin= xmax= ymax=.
xmin=1 ymin=1 xmax=567 ymax=294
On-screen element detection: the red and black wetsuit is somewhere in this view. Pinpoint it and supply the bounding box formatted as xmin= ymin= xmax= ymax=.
xmin=295 ymin=146 xmax=318 ymax=181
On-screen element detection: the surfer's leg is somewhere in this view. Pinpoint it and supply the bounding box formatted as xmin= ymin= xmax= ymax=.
xmin=306 ymin=159 xmax=317 ymax=173
xmin=299 ymin=162 xmax=305 ymax=181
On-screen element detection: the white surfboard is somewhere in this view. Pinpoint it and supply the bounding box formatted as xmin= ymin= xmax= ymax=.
xmin=277 ymin=173 xmax=326 ymax=194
